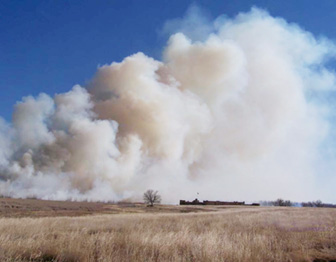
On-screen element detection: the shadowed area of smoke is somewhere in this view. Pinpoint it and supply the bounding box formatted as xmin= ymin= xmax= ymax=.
xmin=0 ymin=8 xmax=335 ymax=203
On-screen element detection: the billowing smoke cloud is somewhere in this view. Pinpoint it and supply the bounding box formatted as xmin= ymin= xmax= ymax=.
xmin=1 ymin=8 xmax=336 ymax=203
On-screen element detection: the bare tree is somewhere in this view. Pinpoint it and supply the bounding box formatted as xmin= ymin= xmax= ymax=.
xmin=143 ymin=189 xmax=161 ymax=207
xmin=273 ymin=198 xmax=292 ymax=206
xmin=313 ymin=200 xmax=323 ymax=207
xmin=273 ymin=198 xmax=285 ymax=206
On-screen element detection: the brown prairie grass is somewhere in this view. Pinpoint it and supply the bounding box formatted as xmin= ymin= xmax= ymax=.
xmin=0 ymin=207 xmax=335 ymax=261
xmin=0 ymin=198 xmax=214 ymax=217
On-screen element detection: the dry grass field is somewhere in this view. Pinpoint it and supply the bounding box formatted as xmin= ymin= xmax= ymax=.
xmin=0 ymin=199 xmax=335 ymax=262
xmin=0 ymin=198 xmax=212 ymax=218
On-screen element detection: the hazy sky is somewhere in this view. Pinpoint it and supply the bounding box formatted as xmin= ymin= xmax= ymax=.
xmin=1 ymin=0 xmax=336 ymax=121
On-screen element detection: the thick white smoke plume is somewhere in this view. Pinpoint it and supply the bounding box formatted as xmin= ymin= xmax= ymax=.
xmin=1 ymin=8 xmax=336 ymax=203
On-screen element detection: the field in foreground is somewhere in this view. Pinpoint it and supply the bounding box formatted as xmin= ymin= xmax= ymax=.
xmin=0 ymin=200 xmax=335 ymax=261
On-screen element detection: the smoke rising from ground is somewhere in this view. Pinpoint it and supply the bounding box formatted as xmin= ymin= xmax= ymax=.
xmin=0 ymin=8 xmax=336 ymax=203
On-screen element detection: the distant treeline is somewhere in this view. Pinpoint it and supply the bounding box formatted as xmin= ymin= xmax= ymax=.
xmin=260 ymin=199 xmax=336 ymax=208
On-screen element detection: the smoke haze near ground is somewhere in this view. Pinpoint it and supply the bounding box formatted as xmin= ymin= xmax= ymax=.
xmin=0 ymin=7 xmax=336 ymax=203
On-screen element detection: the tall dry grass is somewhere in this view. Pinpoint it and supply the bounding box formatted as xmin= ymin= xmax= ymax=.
xmin=0 ymin=207 xmax=335 ymax=261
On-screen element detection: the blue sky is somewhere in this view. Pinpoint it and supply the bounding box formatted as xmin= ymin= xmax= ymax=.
xmin=1 ymin=0 xmax=336 ymax=121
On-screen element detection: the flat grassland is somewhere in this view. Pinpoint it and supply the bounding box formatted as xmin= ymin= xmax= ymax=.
xmin=0 ymin=198 xmax=335 ymax=262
